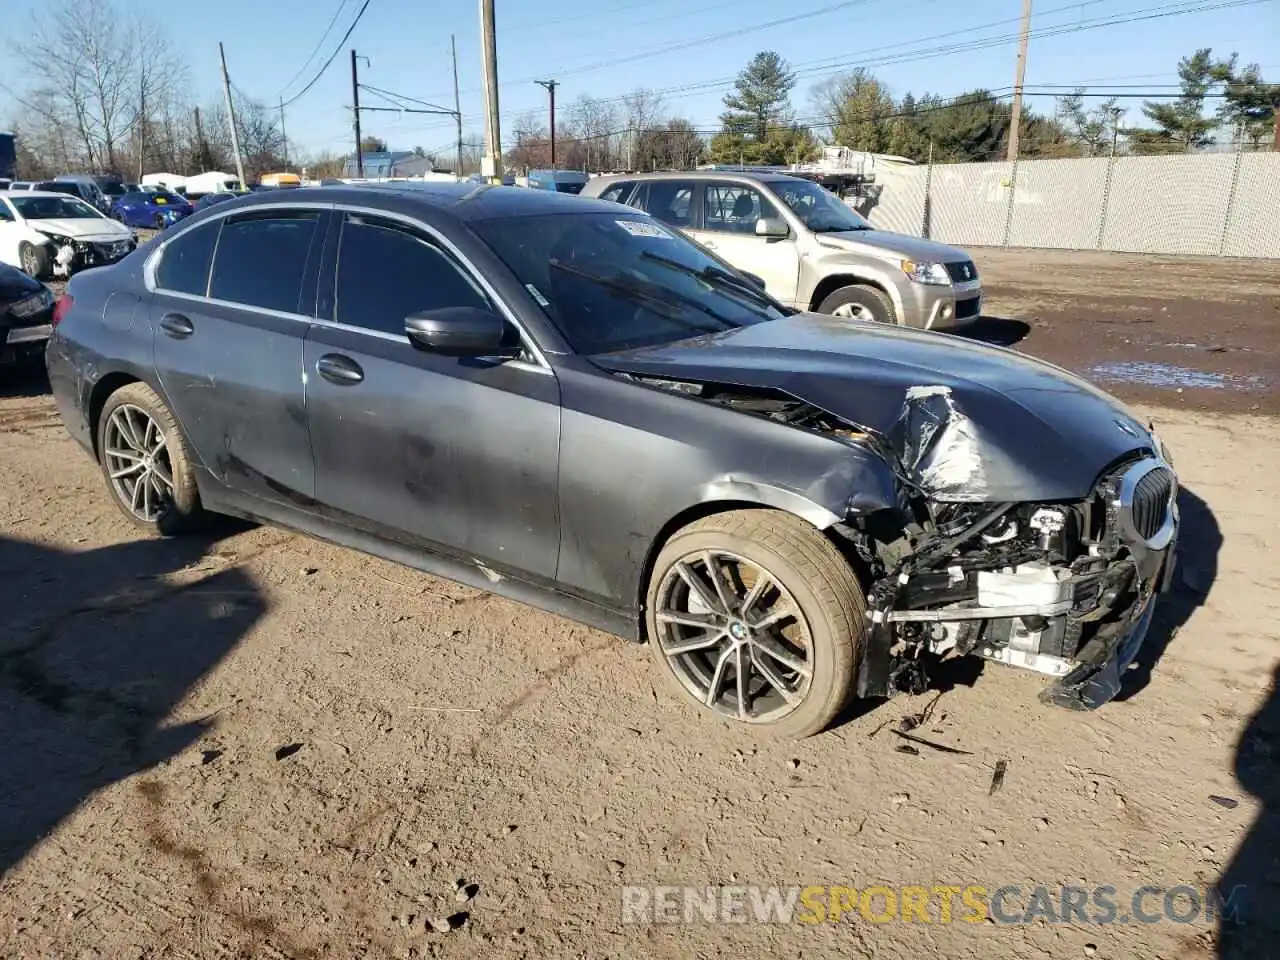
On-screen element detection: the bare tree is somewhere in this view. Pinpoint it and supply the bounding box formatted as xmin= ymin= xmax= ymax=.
xmin=568 ymin=95 xmax=619 ymax=170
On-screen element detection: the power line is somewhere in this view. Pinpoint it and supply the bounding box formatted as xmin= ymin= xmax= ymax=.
xmin=277 ymin=0 xmax=351 ymax=99
xmin=278 ymin=0 xmax=373 ymax=110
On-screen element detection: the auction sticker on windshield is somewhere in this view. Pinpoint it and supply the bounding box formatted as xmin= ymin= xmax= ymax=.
xmin=616 ymin=219 xmax=671 ymax=239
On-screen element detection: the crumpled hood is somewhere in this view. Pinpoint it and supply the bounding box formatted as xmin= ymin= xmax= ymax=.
xmin=31 ymin=218 xmax=131 ymax=241
xmin=814 ymin=229 xmax=973 ymax=265
xmin=594 ymin=313 xmax=1155 ymax=502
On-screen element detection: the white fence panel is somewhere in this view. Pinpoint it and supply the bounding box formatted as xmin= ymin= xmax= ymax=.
xmin=927 ymin=161 xmax=1014 ymax=247
xmin=862 ymin=165 xmax=927 ymax=237
xmin=1221 ymin=152 xmax=1280 ymax=259
xmin=1099 ymin=153 xmax=1237 ymax=256
xmin=1007 ymin=156 xmax=1111 ymax=250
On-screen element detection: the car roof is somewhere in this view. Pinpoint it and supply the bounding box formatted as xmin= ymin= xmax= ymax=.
xmin=589 ymin=170 xmax=801 ymax=186
xmin=7 ymin=190 xmax=93 ymax=200
xmin=225 ymin=182 xmax=633 ymax=221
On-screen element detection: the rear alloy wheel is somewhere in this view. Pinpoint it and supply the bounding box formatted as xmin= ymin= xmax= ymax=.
xmin=645 ymin=510 xmax=866 ymax=739
xmin=97 ymin=382 xmax=204 ymax=535
xmin=818 ymin=284 xmax=896 ymax=324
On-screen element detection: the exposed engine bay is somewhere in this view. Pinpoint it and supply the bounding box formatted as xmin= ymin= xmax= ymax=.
xmin=625 ymin=374 xmax=1179 ymax=710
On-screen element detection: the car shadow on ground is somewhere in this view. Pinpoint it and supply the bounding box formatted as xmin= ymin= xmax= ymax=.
xmin=1217 ymin=664 xmax=1280 ymax=958
xmin=1117 ymin=485 xmax=1219 ymax=702
xmin=0 ymin=361 xmax=51 ymax=399
xmin=954 ymin=315 xmax=1032 ymax=348
xmin=0 ymin=530 xmax=266 ymax=878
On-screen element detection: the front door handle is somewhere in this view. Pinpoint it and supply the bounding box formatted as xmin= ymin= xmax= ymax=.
xmin=316 ymin=353 xmax=364 ymax=385
xmin=159 ymin=313 xmax=193 ymax=338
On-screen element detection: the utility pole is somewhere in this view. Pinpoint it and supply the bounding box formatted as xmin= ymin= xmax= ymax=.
xmin=1006 ymin=0 xmax=1033 ymax=162
xmin=535 ymin=79 xmax=559 ymax=168
xmin=279 ymin=97 xmax=289 ymax=169
xmin=351 ymin=49 xmax=364 ymax=178
xmin=451 ymin=34 xmax=463 ymax=179
xmin=1110 ymin=107 xmax=1122 ymax=157
xmin=137 ymin=72 xmax=146 ymax=180
xmin=218 ymin=42 xmax=249 ymax=192
xmin=479 ymin=0 xmax=503 ymax=182
xmin=193 ymin=106 xmax=206 ymax=171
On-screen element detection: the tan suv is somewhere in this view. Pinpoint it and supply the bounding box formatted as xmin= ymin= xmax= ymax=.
xmin=580 ymin=170 xmax=981 ymax=330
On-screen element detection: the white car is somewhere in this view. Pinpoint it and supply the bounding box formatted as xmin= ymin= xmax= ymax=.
xmin=0 ymin=190 xmax=136 ymax=280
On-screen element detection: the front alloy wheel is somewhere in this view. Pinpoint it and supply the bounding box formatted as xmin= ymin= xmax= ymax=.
xmin=645 ymin=510 xmax=867 ymax=738
xmin=654 ymin=550 xmax=814 ymax=725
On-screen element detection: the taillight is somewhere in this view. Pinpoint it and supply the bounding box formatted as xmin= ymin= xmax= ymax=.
xmin=52 ymin=294 xmax=73 ymax=327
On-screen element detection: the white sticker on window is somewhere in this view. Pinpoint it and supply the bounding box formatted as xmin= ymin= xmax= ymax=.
xmin=525 ymin=283 xmax=551 ymax=307
xmin=615 ymin=219 xmax=671 ymax=239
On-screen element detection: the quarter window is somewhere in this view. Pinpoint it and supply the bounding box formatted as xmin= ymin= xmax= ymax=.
xmin=597 ymin=181 xmax=634 ymax=204
xmin=638 ymin=180 xmax=695 ymax=228
xmin=334 ymin=214 xmax=490 ymax=337
xmin=209 ymin=211 xmax=320 ymax=313
xmin=154 ymin=220 xmax=220 ymax=296
xmin=702 ymin=184 xmax=780 ymax=234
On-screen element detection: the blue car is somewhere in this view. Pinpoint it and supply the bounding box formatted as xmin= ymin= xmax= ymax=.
xmin=111 ymin=190 xmax=194 ymax=229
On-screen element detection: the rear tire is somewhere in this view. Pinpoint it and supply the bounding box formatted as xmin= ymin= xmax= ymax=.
xmin=644 ymin=509 xmax=866 ymax=739
xmin=817 ymin=284 xmax=896 ymax=324
xmin=18 ymin=242 xmax=49 ymax=280
xmin=96 ymin=382 xmax=205 ymax=536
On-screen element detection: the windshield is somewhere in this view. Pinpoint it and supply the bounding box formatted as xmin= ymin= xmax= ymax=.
xmin=152 ymin=191 xmax=186 ymax=203
xmin=771 ymin=179 xmax=872 ymax=234
xmin=472 ymin=212 xmax=787 ymax=354
xmin=10 ymin=195 xmax=104 ymax=220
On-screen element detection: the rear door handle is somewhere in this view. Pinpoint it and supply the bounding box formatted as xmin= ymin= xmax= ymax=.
xmin=159 ymin=313 xmax=193 ymax=338
xmin=316 ymin=353 xmax=364 ymax=385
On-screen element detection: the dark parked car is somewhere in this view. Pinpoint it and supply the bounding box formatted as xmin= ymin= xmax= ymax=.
xmin=45 ymin=185 xmax=1181 ymax=737
xmin=111 ymin=190 xmax=194 ymax=229
xmin=193 ymin=192 xmax=238 ymax=211
xmin=1 ymin=261 xmax=55 ymax=366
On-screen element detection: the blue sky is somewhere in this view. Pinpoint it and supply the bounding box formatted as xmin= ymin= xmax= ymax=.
xmin=2 ymin=0 xmax=1276 ymax=159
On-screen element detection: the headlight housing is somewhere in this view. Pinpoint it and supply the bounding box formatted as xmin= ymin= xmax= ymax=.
xmin=10 ymin=288 xmax=53 ymax=318
xmin=900 ymin=259 xmax=951 ymax=285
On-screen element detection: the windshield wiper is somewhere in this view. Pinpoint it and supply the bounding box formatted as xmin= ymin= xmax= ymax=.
xmin=810 ymin=223 xmax=872 ymax=233
xmin=549 ymin=260 xmax=741 ymax=332
xmin=639 ymin=251 xmax=778 ymax=311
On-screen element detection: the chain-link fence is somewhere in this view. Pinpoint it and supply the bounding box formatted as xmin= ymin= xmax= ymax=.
xmin=862 ymin=151 xmax=1280 ymax=258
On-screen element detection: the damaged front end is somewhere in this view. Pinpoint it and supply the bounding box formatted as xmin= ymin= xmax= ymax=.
xmin=630 ymin=372 xmax=1179 ymax=712
xmin=844 ymin=385 xmax=1178 ymax=711
xmin=38 ymin=233 xmax=136 ymax=279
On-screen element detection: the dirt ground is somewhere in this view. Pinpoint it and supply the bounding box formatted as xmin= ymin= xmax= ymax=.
xmin=2 ymin=249 xmax=1279 ymax=959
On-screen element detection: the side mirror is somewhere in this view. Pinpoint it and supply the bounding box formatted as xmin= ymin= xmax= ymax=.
xmin=405 ymin=307 xmax=515 ymax=357
xmin=741 ymin=271 xmax=767 ymax=290
xmin=755 ymin=217 xmax=789 ymax=239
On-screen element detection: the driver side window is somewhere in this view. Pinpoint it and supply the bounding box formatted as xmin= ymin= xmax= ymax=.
xmin=702 ymin=183 xmax=779 ymax=235
xmin=334 ymin=213 xmax=518 ymax=348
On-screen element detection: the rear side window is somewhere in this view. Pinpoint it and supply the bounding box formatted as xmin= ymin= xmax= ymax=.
xmin=335 ymin=213 xmax=489 ymax=336
xmin=638 ymin=180 xmax=695 ymax=228
xmin=209 ymin=211 xmax=320 ymax=314
xmin=597 ymin=181 xmax=633 ymax=204
xmin=155 ymin=220 xmax=220 ymax=296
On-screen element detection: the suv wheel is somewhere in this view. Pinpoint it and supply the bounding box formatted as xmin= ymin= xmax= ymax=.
xmin=644 ymin=509 xmax=866 ymax=739
xmin=97 ymin=382 xmax=205 ymax=536
xmin=818 ymin=284 xmax=895 ymax=324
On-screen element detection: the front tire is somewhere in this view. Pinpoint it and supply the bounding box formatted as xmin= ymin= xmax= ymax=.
xmin=96 ymin=382 xmax=204 ymax=536
xmin=644 ymin=509 xmax=866 ymax=739
xmin=18 ymin=242 xmax=49 ymax=280
xmin=817 ymin=284 xmax=896 ymax=324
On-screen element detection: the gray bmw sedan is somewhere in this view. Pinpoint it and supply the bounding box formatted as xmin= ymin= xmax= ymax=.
xmin=45 ymin=183 xmax=1180 ymax=738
